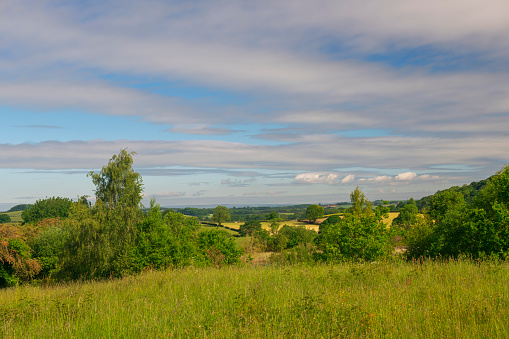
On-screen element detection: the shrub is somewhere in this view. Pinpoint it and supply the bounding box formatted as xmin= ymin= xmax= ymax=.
xmin=0 ymin=225 xmax=41 ymax=287
xmin=198 ymin=229 xmax=243 ymax=266
xmin=315 ymin=207 xmax=392 ymax=262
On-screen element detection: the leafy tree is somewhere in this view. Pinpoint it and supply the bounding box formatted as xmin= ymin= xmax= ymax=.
xmin=0 ymin=214 xmax=11 ymax=224
xmin=266 ymin=210 xmax=279 ymax=220
xmin=392 ymin=198 xmax=419 ymax=229
xmin=212 ymin=205 xmax=231 ymax=226
xmin=60 ymin=150 xmax=145 ymax=280
xmin=21 ymin=197 xmax=73 ymax=224
xmin=349 ymin=186 xmax=373 ymax=216
xmin=239 ymin=220 xmax=262 ymax=237
xmin=315 ymin=205 xmax=392 ymax=262
xmin=306 ymin=204 xmax=324 ymax=223
xmin=427 ymin=190 xmax=465 ymax=221
xmin=88 ymin=149 xmax=143 ymax=209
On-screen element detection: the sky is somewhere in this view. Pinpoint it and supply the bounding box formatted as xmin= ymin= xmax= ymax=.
xmin=1 ymin=0 xmax=509 ymax=210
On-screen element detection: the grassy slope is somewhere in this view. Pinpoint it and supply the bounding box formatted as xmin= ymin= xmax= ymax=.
xmin=1 ymin=260 xmax=509 ymax=338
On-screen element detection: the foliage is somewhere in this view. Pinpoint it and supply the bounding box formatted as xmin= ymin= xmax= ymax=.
xmin=349 ymin=186 xmax=373 ymax=216
xmin=0 ymin=225 xmax=41 ymax=287
xmin=319 ymin=214 xmax=341 ymax=233
xmin=133 ymin=201 xmax=202 ymax=271
xmin=238 ymin=220 xmax=262 ymax=237
xmin=211 ymin=205 xmax=231 ymax=226
xmin=0 ymin=214 xmax=11 ymax=224
xmin=276 ymin=225 xmax=316 ymax=250
xmin=197 ymin=229 xmax=243 ymax=266
xmin=265 ymin=210 xmax=279 ymax=220
xmin=392 ymin=198 xmax=419 ymax=229
xmin=21 ymin=197 xmax=73 ymax=224
xmin=316 ymin=206 xmax=392 ymax=262
xmin=406 ymin=165 xmax=509 ymax=260
xmin=88 ymin=149 xmax=143 ymax=209
xmin=305 ymin=204 xmax=324 ymax=222
xmin=57 ymin=150 xmax=145 ymax=280
xmin=29 ymin=225 xmax=67 ymax=279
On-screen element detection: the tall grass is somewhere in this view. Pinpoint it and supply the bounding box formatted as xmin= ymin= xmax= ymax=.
xmin=1 ymin=259 xmax=509 ymax=338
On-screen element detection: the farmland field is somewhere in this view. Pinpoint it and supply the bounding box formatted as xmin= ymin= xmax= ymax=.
xmin=2 ymin=211 xmax=22 ymax=223
xmin=1 ymin=259 xmax=508 ymax=338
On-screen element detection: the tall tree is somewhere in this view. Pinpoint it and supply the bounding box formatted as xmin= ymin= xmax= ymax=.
xmin=61 ymin=150 xmax=145 ymax=279
xmin=349 ymin=186 xmax=373 ymax=216
xmin=212 ymin=206 xmax=231 ymax=226
xmin=88 ymin=149 xmax=144 ymax=209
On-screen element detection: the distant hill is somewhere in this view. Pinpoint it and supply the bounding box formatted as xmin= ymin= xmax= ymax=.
xmin=7 ymin=204 xmax=31 ymax=212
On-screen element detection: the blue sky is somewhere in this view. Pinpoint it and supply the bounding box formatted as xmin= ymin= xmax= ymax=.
xmin=1 ymin=0 xmax=509 ymax=210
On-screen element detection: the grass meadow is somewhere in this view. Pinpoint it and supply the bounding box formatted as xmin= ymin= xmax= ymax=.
xmin=1 ymin=259 xmax=509 ymax=338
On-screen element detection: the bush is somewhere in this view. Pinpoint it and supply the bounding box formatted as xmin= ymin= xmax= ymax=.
xmin=315 ymin=207 xmax=392 ymax=262
xmin=0 ymin=214 xmax=11 ymax=224
xmin=0 ymin=225 xmax=41 ymax=287
xmin=198 ymin=229 xmax=243 ymax=266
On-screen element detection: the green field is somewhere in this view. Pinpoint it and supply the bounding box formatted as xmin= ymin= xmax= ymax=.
xmin=2 ymin=211 xmax=22 ymax=223
xmin=1 ymin=259 xmax=508 ymax=338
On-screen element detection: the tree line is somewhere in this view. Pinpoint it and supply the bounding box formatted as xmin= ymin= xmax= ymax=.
xmin=1 ymin=149 xmax=508 ymax=288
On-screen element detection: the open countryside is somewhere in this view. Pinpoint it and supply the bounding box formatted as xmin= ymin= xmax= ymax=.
xmin=1 ymin=151 xmax=509 ymax=337
xmin=2 ymin=1 xmax=509 ymax=337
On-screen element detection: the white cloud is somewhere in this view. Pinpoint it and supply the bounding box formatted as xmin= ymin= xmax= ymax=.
xmin=341 ymin=174 xmax=355 ymax=184
xmin=359 ymin=176 xmax=392 ymax=183
xmin=294 ymin=172 xmax=340 ymax=184
xmin=395 ymin=172 xmax=418 ymax=181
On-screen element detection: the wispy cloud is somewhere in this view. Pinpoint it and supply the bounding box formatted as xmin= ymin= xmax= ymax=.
xmin=1 ymin=0 xmax=508 ymax=204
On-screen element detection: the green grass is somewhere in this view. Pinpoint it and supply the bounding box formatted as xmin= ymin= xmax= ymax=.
xmin=1 ymin=259 xmax=509 ymax=338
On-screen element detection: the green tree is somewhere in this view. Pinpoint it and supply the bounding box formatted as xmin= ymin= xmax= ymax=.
xmin=392 ymin=198 xmax=419 ymax=229
xmin=0 ymin=214 xmax=11 ymax=224
xmin=306 ymin=204 xmax=324 ymax=223
xmin=88 ymin=149 xmax=143 ymax=209
xmin=239 ymin=220 xmax=262 ymax=237
xmin=60 ymin=150 xmax=145 ymax=279
xmin=427 ymin=190 xmax=465 ymax=221
xmin=21 ymin=196 xmax=73 ymax=224
xmin=349 ymin=186 xmax=373 ymax=216
xmin=266 ymin=210 xmax=279 ymax=220
xmin=212 ymin=205 xmax=231 ymax=226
